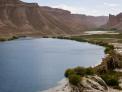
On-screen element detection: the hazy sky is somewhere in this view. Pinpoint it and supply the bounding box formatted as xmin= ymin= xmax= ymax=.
xmin=22 ymin=0 xmax=122 ymax=16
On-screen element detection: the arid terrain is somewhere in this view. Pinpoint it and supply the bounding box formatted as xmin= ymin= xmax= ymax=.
xmin=0 ymin=0 xmax=108 ymax=37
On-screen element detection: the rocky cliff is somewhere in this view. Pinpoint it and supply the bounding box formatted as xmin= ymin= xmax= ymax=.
xmin=42 ymin=76 xmax=109 ymax=92
xmin=106 ymin=13 xmax=122 ymax=30
xmin=0 ymin=0 xmax=108 ymax=37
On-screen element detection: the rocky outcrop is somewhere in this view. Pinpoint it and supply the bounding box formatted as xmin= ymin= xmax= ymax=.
xmin=71 ymin=76 xmax=108 ymax=92
xmin=106 ymin=13 xmax=122 ymax=30
xmin=42 ymin=76 xmax=108 ymax=92
xmin=0 ymin=0 xmax=108 ymax=36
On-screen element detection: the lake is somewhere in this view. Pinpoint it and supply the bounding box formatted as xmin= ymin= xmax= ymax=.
xmin=0 ymin=38 xmax=105 ymax=92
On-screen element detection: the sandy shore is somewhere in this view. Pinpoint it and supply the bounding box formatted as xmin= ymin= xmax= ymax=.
xmin=39 ymin=78 xmax=71 ymax=92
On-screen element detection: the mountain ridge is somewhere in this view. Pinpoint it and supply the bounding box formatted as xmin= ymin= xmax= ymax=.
xmin=0 ymin=0 xmax=108 ymax=37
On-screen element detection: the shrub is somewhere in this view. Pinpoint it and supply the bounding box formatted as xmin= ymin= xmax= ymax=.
xmin=65 ymin=69 xmax=75 ymax=77
xmin=7 ymin=36 xmax=19 ymax=41
xmin=74 ymin=66 xmax=86 ymax=76
xmin=101 ymin=73 xmax=119 ymax=86
xmin=68 ymin=74 xmax=81 ymax=85
xmin=65 ymin=67 xmax=95 ymax=78
xmin=104 ymin=44 xmax=114 ymax=54
xmin=104 ymin=47 xmax=110 ymax=54
xmin=85 ymin=67 xmax=95 ymax=75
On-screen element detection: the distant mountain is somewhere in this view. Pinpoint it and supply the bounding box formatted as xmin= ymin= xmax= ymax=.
xmin=42 ymin=7 xmax=108 ymax=30
xmin=0 ymin=0 xmax=108 ymax=36
xmin=105 ymin=13 xmax=122 ymax=30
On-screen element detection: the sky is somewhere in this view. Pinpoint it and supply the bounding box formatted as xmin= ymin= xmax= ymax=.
xmin=22 ymin=0 xmax=122 ymax=16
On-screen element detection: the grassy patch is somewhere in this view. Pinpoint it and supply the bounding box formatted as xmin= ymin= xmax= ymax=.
xmin=0 ymin=36 xmax=19 ymax=42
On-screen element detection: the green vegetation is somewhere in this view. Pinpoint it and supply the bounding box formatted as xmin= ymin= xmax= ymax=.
xmin=65 ymin=67 xmax=95 ymax=77
xmin=68 ymin=74 xmax=81 ymax=85
xmin=63 ymin=34 xmax=122 ymax=89
xmin=54 ymin=35 xmax=116 ymax=54
xmin=65 ymin=69 xmax=75 ymax=78
xmin=104 ymin=44 xmax=114 ymax=54
xmin=69 ymin=37 xmax=87 ymax=42
xmin=66 ymin=36 xmax=115 ymax=54
xmin=42 ymin=32 xmax=122 ymax=89
xmin=85 ymin=67 xmax=95 ymax=75
xmin=65 ymin=67 xmax=95 ymax=85
xmin=0 ymin=35 xmax=27 ymax=42
xmin=74 ymin=67 xmax=86 ymax=76
xmin=65 ymin=65 xmax=121 ymax=87
xmin=74 ymin=67 xmax=95 ymax=76
xmin=0 ymin=36 xmax=19 ymax=42
xmin=100 ymin=72 xmax=119 ymax=87
xmin=8 ymin=36 xmax=18 ymax=41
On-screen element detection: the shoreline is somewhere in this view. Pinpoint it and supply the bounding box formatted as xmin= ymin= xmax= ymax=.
xmin=0 ymin=35 xmax=27 ymax=42
xmin=1 ymin=32 xmax=122 ymax=91
xmin=0 ymin=36 xmax=106 ymax=92
xmin=46 ymin=36 xmax=122 ymax=91
xmin=0 ymin=30 xmax=116 ymax=42
xmin=40 ymin=79 xmax=70 ymax=92
xmin=1 ymin=37 xmax=107 ymax=92
xmin=40 ymin=78 xmax=121 ymax=92
xmin=38 ymin=37 xmax=109 ymax=92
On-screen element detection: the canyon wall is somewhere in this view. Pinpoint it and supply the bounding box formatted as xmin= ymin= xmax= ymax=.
xmin=0 ymin=0 xmax=108 ymax=36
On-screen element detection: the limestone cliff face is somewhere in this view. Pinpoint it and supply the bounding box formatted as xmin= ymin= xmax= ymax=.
xmin=0 ymin=0 xmax=108 ymax=36
xmin=106 ymin=13 xmax=122 ymax=30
